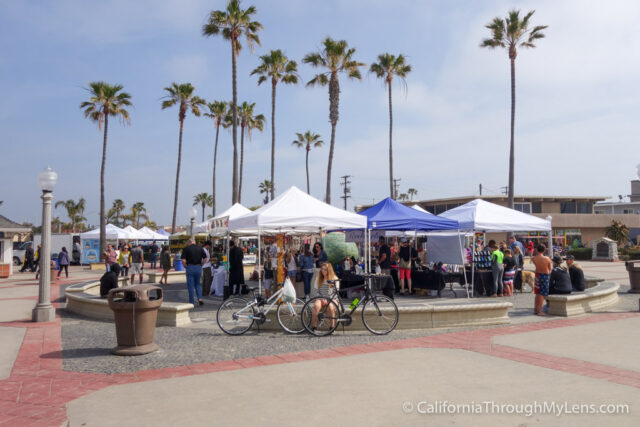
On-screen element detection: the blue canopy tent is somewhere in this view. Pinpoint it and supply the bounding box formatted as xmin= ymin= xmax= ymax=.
xmin=358 ymin=198 xmax=469 ymax=298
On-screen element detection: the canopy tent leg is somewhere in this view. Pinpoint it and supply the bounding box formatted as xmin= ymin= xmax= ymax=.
xmin=458 ymin=230 xmax=470 ymax=299
xmin=258 ymin=229 xmax=262 ymax=296
xmin=226 ymin=232 xmax=230 ymax=295
xmin=471 ymin=231 xmax=476 ymax=298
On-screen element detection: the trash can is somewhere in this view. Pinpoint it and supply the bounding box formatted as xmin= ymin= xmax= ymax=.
xmin=173 ymin=257 xmax=184 ymax=271
xmin=626 ymin=261 xmax=640 ymax=294
xmin=108 ymin=284 xmax=163 ymax=355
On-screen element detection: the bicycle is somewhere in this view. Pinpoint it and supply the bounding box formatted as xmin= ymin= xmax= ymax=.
xmin=301 ymin=274 xmax=399 ymax=336
xmin=216 ymin=284 xmax=306 ymax=335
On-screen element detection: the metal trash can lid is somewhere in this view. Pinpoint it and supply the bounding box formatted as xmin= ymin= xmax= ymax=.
xmin=108 ymin=284 xmax=163 ymax=302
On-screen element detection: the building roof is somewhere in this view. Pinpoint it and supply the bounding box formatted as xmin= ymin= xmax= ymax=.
xmin=0 ymin=215 xmax=30 ymax=232
xmin=414 ymin=195 xmax=608 ymax=204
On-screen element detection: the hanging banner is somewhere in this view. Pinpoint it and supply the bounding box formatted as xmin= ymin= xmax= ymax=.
xmin=210 ymin=216 xmax=229 ymax=236
xmin=345 ymin=229 xmax=385 ymax=243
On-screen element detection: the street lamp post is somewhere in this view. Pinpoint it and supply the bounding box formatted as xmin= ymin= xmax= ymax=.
xmin=190 ymin=207 xmax=197 ymax=240
xmin=33 ymin=167 xmax=57 ymax=322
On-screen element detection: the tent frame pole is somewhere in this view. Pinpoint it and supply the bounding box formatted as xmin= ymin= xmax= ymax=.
xmin=258 ymin=229 xmax=262 ymax=296
xmin=458 ymin=230 xmax=470 ymax=299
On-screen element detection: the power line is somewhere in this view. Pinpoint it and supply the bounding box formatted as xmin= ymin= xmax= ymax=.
xmin=340 ymin=175 xmax=352 ymax=210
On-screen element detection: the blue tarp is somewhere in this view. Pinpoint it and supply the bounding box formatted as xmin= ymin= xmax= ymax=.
xmin=359 ymin=198 xmax=459 ymax=231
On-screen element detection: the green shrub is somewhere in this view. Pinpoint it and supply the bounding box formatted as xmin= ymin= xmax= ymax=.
xmin=624 ymin=249 xmax=640 ymax=260
xmin=567 ymin=247 xmax=592 ymax=260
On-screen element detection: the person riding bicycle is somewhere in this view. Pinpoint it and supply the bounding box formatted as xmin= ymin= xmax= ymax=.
xmin=310 ymin=262 xmax=339 ymax=331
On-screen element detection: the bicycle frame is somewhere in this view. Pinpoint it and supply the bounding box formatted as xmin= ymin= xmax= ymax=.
xmin=232 ymin=285 xmax=294 ymax=321
xmin=327 ymin=278 xmax=378 ymax=322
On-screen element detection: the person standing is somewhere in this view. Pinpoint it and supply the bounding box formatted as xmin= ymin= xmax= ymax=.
xmin=377 ymin=236 xmax=391 ymax=276
xmin=313 ymin=242 xmax=328 ymax=268
xmin=398 ymin=238 xmax=413 ymax=295
xmin=20 ymin=244 xmax=34 ymax=273
xmin=118 ymin=246 xmax=130 ymax=277
xmin=159 ymin=245 xmax=172 ymax=285
xmin=149 ymin=241 xmax=159 ymax=269
xmin=509 ymin=236 xmax=524 ymax=258
xmin=57 ymin=247 xmax=70 ymax=279
xmin=565 ymin=255 xmax=585 ymax=292
xmin=285 ymin=249 xmax=298 ymax=284
xmin=531 ymin=244 xmax=552 ymax=315
xmin=502 ymin=248 xmax=515 ymax=296
xmin=201 ymin=240 xmax=213 ymax=297
xmin=181 ymin=239 xmax=206 ymax=305
xmin=299 ymin=244 xmax=315 ymax=301
xmin=228 ymin=240 xmax=245 ymax=296
xmin=105 ymin=244 xmax=117 ymax=272
xmin=489 ymin=240 xmax=504 ymax=297
xmin=129 ymin=243 xmax=145 ymax=284
xmin=34 ymin=245 xmax=42 ymax=279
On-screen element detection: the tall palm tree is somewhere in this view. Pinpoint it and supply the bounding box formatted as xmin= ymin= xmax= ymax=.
xmin=369 ymin=53 xmax=412 ymax=199
xmin=258 ymin=180 xmax=273 ymax=204
xmin=481 ymin=9 xmax=547 ymax=209
xmin=407 ymin=188 xmax=418 ymax=201
xmin=204 ymin=101 xmax=228 ymax=217
xmin=236 ymin=101 xmax=265 ymax=203
xmin=129 ymin=202 xmax=149 ymax=229
xmin=251 ymin=49 xmax=299 ymax=200
xmin=303 ymin=37 xmax=365 ymax=204
xmin=291 ymin=131 xmax=324 ymax=194
xmin=51 ymin=217 xmax=63 ymax=234
xmin=203 ymin=0 xmax=263 ymax=204
xmin=193 ymin=193 xmax=213 ymax=222
xmin=398 ymin=193 xmax=409 ymax=201
xmin=107 ymin=199 xmax=125 ymax=227
xmin=162 ymin=82 xmax=206 ymax=232
xmin=80 ymin=82 xmax=132 ymax=258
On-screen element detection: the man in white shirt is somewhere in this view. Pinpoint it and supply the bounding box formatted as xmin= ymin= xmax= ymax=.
xmin=202 ymin=240 xmax=212 ymax=297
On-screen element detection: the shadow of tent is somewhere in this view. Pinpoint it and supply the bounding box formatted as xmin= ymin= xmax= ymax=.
xmin=40 ymin=348 xmax=112 ymax=359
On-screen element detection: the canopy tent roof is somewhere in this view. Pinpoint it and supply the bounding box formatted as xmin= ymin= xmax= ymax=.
xmin=411 ymin=204 xmax=431 ymax=214
xmin=193 ymin=203 xmax=252 ymax=234
xmin=358 ymin=197 xmax=459 ymax=231
xmin=139 ymin=226 xmax=169 ymax=240
xmin=229 ymin=186 xmax=367 ymax=234
xmin=80 ymin=224 xmax=134 ymax=240
xmin=438 ymin=199 xmax=551 ymax=232
xmin=155 ymin=229 xmax=171 ymax=236
xmin=122 ymin=226 xmax=147 ymax=240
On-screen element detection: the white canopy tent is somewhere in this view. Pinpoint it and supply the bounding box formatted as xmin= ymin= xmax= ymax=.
xmin=122 ymin=226 xmax=149 ymax=240
xmin=411 ymin=204 xmax=431 ymax=214
xmin=80 ymin=224 xmax=135 ymax=240
xmin=139 ymin=226 xmax=169 ymax=241
xmin=193 ymin=203 xmax=251 ymax=234
xmin=229 ymin=186 xmax=367 ymax=294
xmin=438 ymin=199 xmax=552 ymax=296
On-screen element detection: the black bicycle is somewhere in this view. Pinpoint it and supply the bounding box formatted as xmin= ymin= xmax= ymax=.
xmin=301 ymin=275 xmax=399 ymax=336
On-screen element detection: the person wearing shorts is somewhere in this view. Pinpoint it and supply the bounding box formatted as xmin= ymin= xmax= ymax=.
xmin=310 ymin=263 xmax=339 ymax=331
xmin=397 ymin=239 xmax=413 ymax=295
xmin=130 ymin=244 xmax=145 ymax=285
xmin=531 ymin=244 xmax=552 ymax=315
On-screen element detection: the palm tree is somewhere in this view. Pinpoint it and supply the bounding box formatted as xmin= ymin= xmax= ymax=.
xmin=303 ymin=38 xmax=364 ymax=204
xmin=251 ymin=49 xmax=299 ymax=200
xmin=129 ymin=202 xmax=149 ymax=229
xmin=236 ymin=101 xmax=265 ymax=203
xmin=193 ymin=193 xmax=213 ymax=222
xmin=162 ymin=82 xmax=206 ymax=233
xmin=51 ymin=217 xmax=63 ymax=234
xmin=398 ymin=193 xmax=409 ymax=201
xmin=80 ymin=82 xmax=132 ymax=258
xmin=107 ymin=199 xmax=125 ymax=227
xmin=54 ymin=199 xmax=87 ymax=233
xmin=291 ymin=131 xmax=324 ymax=194
xmin=369 ymin=53 xmax=412 ymax=199
xmin=203 ymin=0 xmax=263 ymax=204
xmin=204 ymin=101 xmax=228 ymax=217
xmin=407 ymin=188 xmax=418 ymax=201
xmin=258 ymin=180 xmax=273 ymax=204
xmin=481 ymin=10 xmax=547 ymax=209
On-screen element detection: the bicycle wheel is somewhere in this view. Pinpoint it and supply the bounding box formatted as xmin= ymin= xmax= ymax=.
xmin=276 ymin=298 xmax=306 ymax=334
xmin=217 ymin=297 xmax=255 ymax=335
xmin=361 ymin=295 xmax=399 ymax=335
xmin=301 ymin=297 xmax=340 ymax=336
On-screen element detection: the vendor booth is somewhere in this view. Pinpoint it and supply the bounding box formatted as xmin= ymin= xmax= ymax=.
xmin=79 ymin=224 xmax=135 ymax=264
xmin=439 ymin=199 xmax=552 ymax=296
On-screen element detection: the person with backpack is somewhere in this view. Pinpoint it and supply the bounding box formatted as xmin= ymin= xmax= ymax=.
xmin=57 ymin=247 xmax=70 ymax=278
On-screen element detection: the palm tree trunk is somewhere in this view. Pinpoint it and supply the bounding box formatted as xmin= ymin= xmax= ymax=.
xmin=326 ymin=73 xmax=340 ymax=204
xmin=212 ymin=124 xmax=220 ymax=217
xmin=239 ymin=125 xmax=245 ymax=203
xmin=305 ymin=145 xmax=310 ymax=194
xmin=388 ymin=81 xmax=394 ymax=199
xmin=171 ymin=119 xmax=184 ymax=233
xmin=201 ymin=201 xmax=205 ymax=222
xmin=99 ymin=113 xmax=108 ymax=261
xmin=270 ymin=81 xmax=276 ymax=200
xmin=508 ymin=58 xmax=515 ymax=209
xmin=231 ymin=41 xmax=239 ymax=204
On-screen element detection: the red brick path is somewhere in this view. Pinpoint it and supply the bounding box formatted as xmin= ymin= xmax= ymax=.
xmin=0 ymin=283 xmax=638 ymax=426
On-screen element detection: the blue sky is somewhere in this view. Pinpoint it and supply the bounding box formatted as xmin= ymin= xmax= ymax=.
xmin=1 ymin=0 xmax=639 ymax=227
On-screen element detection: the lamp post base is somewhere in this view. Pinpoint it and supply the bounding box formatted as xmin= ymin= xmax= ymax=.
xmin=32 ymin=305 xmax=56 ymax=322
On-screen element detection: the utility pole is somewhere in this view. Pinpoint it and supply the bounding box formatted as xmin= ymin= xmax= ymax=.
xmin=392 ymin=178 xmax=401 ymax=200
xmin=340 ymin=175 xmax=352 ymax=210
xmin=500 ymin=186 xmax=508 ymax=196
xmin=479 ymin=184 xmax=482 ymax=195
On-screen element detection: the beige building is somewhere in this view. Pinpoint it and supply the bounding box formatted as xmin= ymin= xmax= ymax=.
xmin=357 ymin=195 xmax=640 ymax=248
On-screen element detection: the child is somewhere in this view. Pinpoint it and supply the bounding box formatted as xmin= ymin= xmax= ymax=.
xmin=502 ymin=248 xmax=516 ymax=296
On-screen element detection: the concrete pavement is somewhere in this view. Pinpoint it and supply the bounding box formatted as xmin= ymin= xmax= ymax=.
xmin=0 ymin=263 xmax=639 ymax=426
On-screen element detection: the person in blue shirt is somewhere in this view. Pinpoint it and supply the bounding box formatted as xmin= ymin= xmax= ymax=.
xmin=509 ymin=236 xmax=525 ymax=259
xmin=299 ymin=244 xmax=316 ymax=301
xmin=313 ymin=242 xmax=328 ymax=268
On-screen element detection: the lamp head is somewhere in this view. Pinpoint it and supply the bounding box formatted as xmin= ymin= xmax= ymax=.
xmin=38 ymin=167 xmax=57 ymax=192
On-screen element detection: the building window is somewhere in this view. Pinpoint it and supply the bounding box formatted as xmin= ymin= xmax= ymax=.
xmin=435 ymin=204 xmax=447 ymax=214
xmin=623 ymin=209 xmax=634 ymax=214
xmin=560 ymin=201 xmax=577 ymax=213
xmin=532 ymin=202 xmax=542 ymax=213
xmin=514 ymin=202 xmax=531 ymax=213
xmin=577 ymin=202 xmax=592 ymax=214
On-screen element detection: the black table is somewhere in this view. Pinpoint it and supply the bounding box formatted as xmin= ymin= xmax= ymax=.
xmin=338 ymin=273 xmax=395 ymax=299
xmin=464 ymin=269 xmax=522 ymax=296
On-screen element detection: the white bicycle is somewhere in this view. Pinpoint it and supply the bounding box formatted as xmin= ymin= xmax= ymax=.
xmin=216 ymin=285 xmax=305 ymax=335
